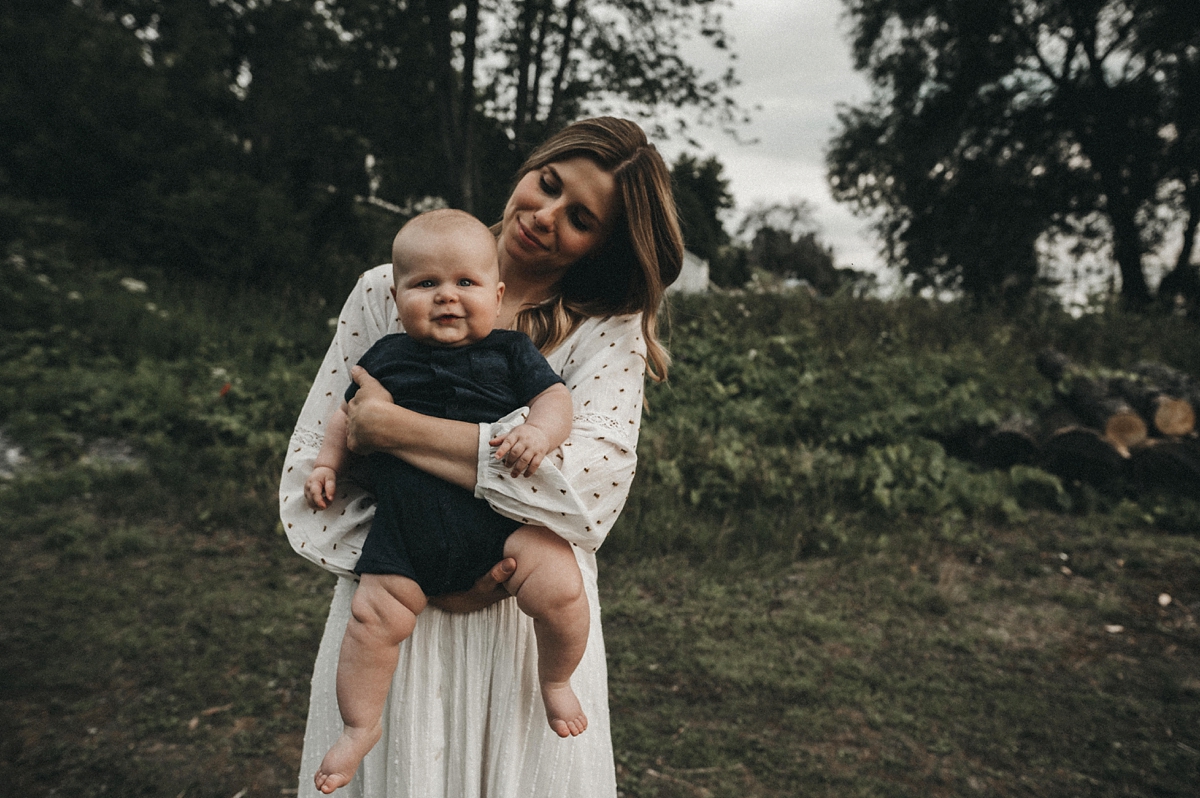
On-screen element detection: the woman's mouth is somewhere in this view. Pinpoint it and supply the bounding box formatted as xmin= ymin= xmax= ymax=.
xmin=517 ymin=220 xmax=549 ymax=251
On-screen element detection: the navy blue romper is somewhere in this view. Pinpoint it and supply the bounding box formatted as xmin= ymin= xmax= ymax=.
xmin=346 ymin=330 xmax=566 ymax=596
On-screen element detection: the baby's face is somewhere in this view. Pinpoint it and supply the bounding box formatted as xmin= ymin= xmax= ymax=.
xmin=392 ymin=240 xmax=503 ymax=348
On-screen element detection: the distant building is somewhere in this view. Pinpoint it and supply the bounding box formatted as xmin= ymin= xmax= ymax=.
xmin=667 ymin=250 xmax=710 ymax=295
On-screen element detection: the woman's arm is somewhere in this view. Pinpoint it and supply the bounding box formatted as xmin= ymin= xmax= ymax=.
xmin=344 ymin=365 xmax=480 ymax=490
xmin=473 ymin=313 xmax=647 ymax=553
xmin=280 ymin=265 xmax=397 ymax=578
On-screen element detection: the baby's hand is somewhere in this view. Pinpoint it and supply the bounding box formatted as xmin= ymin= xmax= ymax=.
xmin=490 ymin=424 xmax=553 ymax=478
xmin=304 ymin=466 xmax=338 ymax=509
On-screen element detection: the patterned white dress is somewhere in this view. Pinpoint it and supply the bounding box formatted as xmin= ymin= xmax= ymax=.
xmin=279 ymin=264 xmax=646 ymax=797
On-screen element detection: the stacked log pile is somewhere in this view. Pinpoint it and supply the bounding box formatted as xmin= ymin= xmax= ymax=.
xmin=973 ymin=349 xmax=1200 ymax=499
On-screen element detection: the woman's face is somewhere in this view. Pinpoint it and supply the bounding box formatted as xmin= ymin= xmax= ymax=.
xmin=498 ymin=157 xmax=618 ymax=278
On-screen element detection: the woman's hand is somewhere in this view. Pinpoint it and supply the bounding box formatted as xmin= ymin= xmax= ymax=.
xmin=428 ymin=558 xmax=517 ymax=613
xmin=345 ymin=366 xmax=396 ymax=455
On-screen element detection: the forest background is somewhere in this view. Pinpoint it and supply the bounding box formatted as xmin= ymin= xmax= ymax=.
xmin=1 ymin=1 xmax=1199 ymax=796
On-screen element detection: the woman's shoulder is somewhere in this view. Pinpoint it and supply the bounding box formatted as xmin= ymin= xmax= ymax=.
xmin=551 ymin=312 xmax=645 ymax=372
xmin=336 ymin=265 xmax=399 ymax=335
xmin=570 ymin=311 xmax=642 ymax=340
xmin=360 ymin=264 xmax=394 ymax=294
xmin=578 ymin=312 xmax=645 ymax=354
xmin=342 ymin=264 xmax=393 ymax=304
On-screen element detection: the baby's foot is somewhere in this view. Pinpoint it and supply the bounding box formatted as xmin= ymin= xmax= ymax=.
xmin=314 ymin=723 xmax=382 ymax=794
xmin=541 ymin=679 xmax=588 ymax=738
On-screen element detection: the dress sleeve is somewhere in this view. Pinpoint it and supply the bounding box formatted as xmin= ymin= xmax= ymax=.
xmin=279 ymin=265 xmax=397 ymax=578
xmin=475 ymin=313 xmax=646 ymax=553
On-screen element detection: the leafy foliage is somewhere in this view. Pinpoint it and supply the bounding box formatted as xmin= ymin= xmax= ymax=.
xmin=617 ymin=290 xmax=1200 ymax=559
xmin=671 ymin=153 xmax=734 ymax=266
xmin=829 ymin=0 xmax=1200 ymax=309
xmin=0 ymin=0 xmax=742 ymax=291
xmin=736 ymin=200 xmax=869 ymax=295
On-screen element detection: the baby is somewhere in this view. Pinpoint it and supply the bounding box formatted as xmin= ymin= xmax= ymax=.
xmin=304 ymin=209 xmax=589 ymax=793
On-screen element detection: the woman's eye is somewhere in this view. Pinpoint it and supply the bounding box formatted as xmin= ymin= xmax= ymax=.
xmin=539 ymin=174 xmax=559 ymax=195
xmin=569 ymin=211 xmax=590 ymax=232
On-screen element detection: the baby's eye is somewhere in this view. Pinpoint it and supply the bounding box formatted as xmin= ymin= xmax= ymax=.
xmin=458 ymin=278 xmax=475 ymax=287
xmin=417 ymin=279 xmax=436 ymax=288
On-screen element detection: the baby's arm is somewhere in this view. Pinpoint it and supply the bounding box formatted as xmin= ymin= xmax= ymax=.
xmin=304 ymin=403 xmax=351 ymax=509
xmin=491 ymin=383 xmax=572 ymax=478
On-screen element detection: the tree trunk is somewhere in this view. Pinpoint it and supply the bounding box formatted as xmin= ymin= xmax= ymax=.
xmin=1107 ymin=194 xmax=1152 ymax=309
xmin=459 ymin=0 xmax=481 ymax=214
xmin=977 ymin=414 xmax=1040 ymax=469
xmin=526 ymin=1 xmax=554 ymax=138
xmin=1111 ymin=376 xmax=1197 ymax=438
xmin=1041 ymin=426 xmax=1127 ymax=489
xmin=544 ymin=0 xmax=579 ymax=131
xmin=1069 ymin=73 xmax=1153 ymax=309
xmin=513 ymin=0 xmax=541 ymax=142
xmin=1156 ymin=172 xmax=1200 ymax=313
xmin=1034 ymin=347 xmax=1149 ymax=450
xmin=427 ymin=0 xmax=462 ymax=207
xmin=1130 ymin=438 xmax=1200 ymax=500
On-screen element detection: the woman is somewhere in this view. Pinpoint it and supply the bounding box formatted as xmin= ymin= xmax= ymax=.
xmin=280 ymin=117 xmax=683 ymax=797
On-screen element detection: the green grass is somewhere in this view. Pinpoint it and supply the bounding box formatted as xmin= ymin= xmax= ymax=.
xmin=604 ymin=517 xmax=1200 ymax=797
xmin=2 ymin=467 xmax=1197 ymax=796
xmin=2 ymin=241 xmax=1199 ymax=795
xmin=0 ymin=465 xmax=337 ymax=796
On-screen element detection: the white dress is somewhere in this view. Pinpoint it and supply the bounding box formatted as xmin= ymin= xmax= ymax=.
xmin=279 ymin=264 xmax=647 ymax=797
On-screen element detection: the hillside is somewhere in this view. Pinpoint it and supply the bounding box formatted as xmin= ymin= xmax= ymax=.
xmin=1 ymin=244 xmax=1198 ymax=796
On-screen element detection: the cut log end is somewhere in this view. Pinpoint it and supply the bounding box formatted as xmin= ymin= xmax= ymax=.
xmin=1104 ymin=409 xmax=1147 ymax=450
xmin=1153 ymin=396 xmax=1196 ymax=437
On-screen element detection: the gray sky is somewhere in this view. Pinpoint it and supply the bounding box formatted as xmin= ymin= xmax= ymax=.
xmin=660 ymin=0 xmax=881 ymax=276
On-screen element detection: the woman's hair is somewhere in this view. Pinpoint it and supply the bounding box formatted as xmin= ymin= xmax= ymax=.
xmin=510 ymin=117 xmax=684 ymax=382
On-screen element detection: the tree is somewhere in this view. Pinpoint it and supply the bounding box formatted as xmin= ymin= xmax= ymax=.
xmin=737 ymin=200 xmax=866 ymax=295
xmin=672 ymin=152 xmax=753 ymax=288
xmin=671 ymin=154 xmax=733 ymax=263
xmin=418 ymin=0 xmax=744 ymax=215
xmin=0 ymin=0 xmax=745 ymax=292
xmin=829 ymin=0 xmax=1200 ymax=309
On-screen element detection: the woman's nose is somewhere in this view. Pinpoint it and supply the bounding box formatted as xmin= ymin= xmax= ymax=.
xmin=532 ymin=203 xmax=557 ymax=230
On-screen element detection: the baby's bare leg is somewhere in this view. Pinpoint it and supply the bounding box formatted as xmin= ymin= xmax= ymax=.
xmin=315 ymin=574 xmax=427 ymax=794
xmin=503 ymin=525 xmax=590 ymax=737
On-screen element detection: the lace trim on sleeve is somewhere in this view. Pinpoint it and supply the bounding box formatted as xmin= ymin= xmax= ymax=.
xmin=289 ymin=425 xmax=324 ymax=453
xmin=572 ymin=413 xmax=624 ymax=433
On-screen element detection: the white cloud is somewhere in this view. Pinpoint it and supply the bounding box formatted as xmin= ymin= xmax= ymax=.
xmin=661 ymin=0 xmax=882 ymax=275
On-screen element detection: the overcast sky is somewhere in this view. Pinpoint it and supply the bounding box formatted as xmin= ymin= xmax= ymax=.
xmin=659 ymin=0 xmax=881 ymax=276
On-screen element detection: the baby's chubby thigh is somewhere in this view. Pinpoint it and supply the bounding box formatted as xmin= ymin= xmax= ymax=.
xmin=349 ymin=573 xmax=429 ymax=645
xmin=501 ymin=526 xmax=585 ymax=612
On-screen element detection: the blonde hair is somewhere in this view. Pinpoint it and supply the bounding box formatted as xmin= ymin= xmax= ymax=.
xmin=507 ymin=117 xmax=683 ymax=381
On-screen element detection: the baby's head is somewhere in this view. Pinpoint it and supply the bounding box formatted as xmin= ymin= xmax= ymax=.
xmin=390 ymin=209 xmax=503 ymax=348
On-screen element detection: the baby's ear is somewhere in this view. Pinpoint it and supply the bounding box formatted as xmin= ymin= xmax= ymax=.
xmin=495 ymin=281 xmax=505 ymax=304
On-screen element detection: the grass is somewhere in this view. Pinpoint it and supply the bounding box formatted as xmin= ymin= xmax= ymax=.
xmin=604 ymin=517 xmax=1200 ymax=797
xmin=2 ymin=461 xmax=1197 ymax=796
xmin=2 ymin=242 xmax=1199 ymax=795
xmin=0 ymin=464 xmax=335 ymax=796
